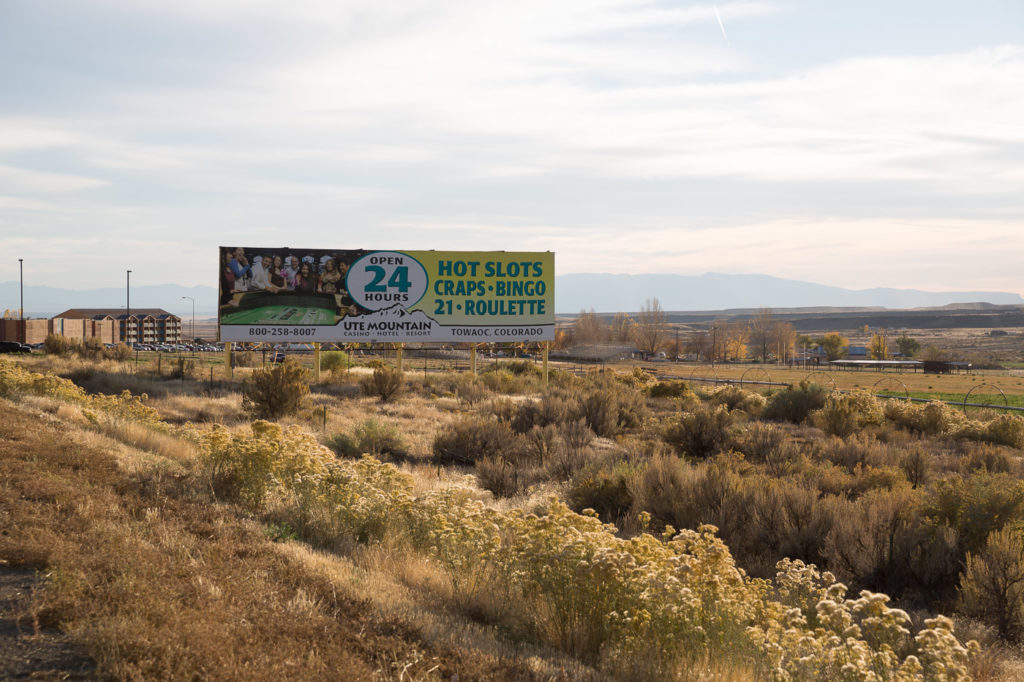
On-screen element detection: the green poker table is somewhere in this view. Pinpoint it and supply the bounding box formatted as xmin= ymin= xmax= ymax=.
xmin=220 ymin=292 xmax=340 ymax=325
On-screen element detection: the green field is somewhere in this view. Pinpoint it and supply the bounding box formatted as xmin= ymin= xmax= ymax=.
xmin=221 ymin=305 xmax=335 ymax=325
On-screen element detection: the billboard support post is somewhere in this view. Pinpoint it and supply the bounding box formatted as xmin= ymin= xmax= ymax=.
xmin=396 ymin=344 xmax=404 ymax=373
xmin=470 ymin=345 xmax=477 ymax=376
xmin=225 ymin=342 xmax=232 ymax=380
xmin=543 ymin=342 xmax=549 ymax=387
xmin=313 ymin=342 xmax=321 ymax=382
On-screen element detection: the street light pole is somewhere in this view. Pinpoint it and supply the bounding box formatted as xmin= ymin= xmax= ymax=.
xmin=181 ymin=296 xmax=194 ymax=343
xmin=18 ymin=259 xmax=23 ymax=320
xmin=126 ymin=270 xmax=132 ymax=345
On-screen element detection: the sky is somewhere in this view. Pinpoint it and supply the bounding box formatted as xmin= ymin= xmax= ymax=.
xmin=1 ymin=0 xmax=1023 ymax=297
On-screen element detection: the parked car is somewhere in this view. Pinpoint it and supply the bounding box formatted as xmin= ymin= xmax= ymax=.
xmin=0 ymin=341 xmax=31 ymax=354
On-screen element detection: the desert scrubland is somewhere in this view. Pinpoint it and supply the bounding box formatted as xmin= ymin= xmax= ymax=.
xmin=4 ymin=347 xmax=1024 ymax=680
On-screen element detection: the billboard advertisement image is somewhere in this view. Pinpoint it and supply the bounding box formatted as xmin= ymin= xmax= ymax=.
xmin=219 ymin=247 xmax=554 ymax=343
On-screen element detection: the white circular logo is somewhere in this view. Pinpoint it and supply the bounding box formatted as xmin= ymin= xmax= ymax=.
xmin=347 ymin=251 xmax=428 ymax=311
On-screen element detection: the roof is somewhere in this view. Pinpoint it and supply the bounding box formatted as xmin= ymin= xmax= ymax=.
xmin=551 ymin=344 xmax=639 ymax=362
xmin=830 ymin=359 xmax=923 ymax=368
xmin=54 ymin=308 xmax=180 ymax=321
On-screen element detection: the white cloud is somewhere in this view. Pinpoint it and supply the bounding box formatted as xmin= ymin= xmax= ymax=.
xmin=2 ymin=1 xmax=1022 ymax=295
xmin=0 ymin=165 xmax=108 ymax=192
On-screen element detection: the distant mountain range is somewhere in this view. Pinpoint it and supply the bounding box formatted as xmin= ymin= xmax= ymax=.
xmin=556 ymin=273 xmax=1024 ymax=313
xmin=0 ymin=282 xmax=217 ymax=319
xmin=1 ymin=273 xmax=1021 ymax=318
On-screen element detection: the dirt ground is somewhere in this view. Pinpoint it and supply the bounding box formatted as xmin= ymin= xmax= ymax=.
xmin=0 ymin=566 xmax=94 ymax=680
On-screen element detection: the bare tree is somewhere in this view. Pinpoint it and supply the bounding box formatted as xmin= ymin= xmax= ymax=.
xmin=687 ymin=330 xmax=710 ymax=362
xmin=771 ymin=321 xmax=797 ymax=363
xmin=634 ymin=298 xmax=667 ymax=356
xmin=749 ymin=308 xmax=775 ymax=361
xmin=573 ymin=309 xmax=606 ymax=344
xmin=609 ymin=312 xmax=634 ymax=343
xmin=709 ymin=320 xmax=729 ymax=364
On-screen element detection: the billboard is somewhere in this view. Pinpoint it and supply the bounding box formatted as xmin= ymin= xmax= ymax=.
xmin=219 ymin=247 xmax=554 ymax=343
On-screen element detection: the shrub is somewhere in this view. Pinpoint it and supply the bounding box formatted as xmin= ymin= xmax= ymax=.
xmin=432 ymin=415 xmax=520 ymax=466
xmin=647 ymin=380 xmax=693 ymax=399
xmin=241 ymin=359 xmax=310 ymax=419
xmin=523 ymin=423 xmax=560 ymax=465
xmin=813 ymin=390 xmax=884 ymax=437
xmin=566 ymin=456 xmax=638 ymax=523
xmin=200 ymin=420 xmax=334 ymax=509
xmin=960 ymin=527 xmax=1024 ymax=641
xmin=750 ymin=480 xmax=835 ymax=571
xmin=320 ymin=350 xmax=349 ymax=374
xmin=707 ymin=385 xmax=766 ymax=416
xmin=901 ymin=448 xmax=932 ymax=488
xmin=734 ymin=423 xmax=804 ymax=476
xmin=959 ymin=442 xmax=1015 ymax=474
xmin=452 ymin=375 xmax=489 ymax=405
xmin=920 ymin=401 xmax=966 ymax=436
xmin=107 ymin=342 xmax=132 ymax=362
xmin=475 ymin=456 xmax=523 ymax=498
xmin=925 ymin=472 xmax=1024 ymax=555
xmin=480 ymin=368 xmax=538 ymax=394
xmin=510 ymin=390 xmax=576 ymax=434
xmin=885 ymin=399 xmax=965 ymax=437
xmin=233 ymin=350 xmax=257 ymax=367
xmin=822 ymin=486 xmax=935 ymax=596
xmin=546 ymin=419 xmax=595 ymax=480
xmin=44 ymin=333 xmax=76 ymax=356
xmin=663 ymin=404 xmax=734 ymax=459
xmin=497 ymin=359 xmax=538 ymax=376
xmin=580 ymin=388 xmax=618 ymax=437
xmin=489 ymin=397 xmax=517 ymax=424
xmin=975 ymin=415 xmax=1024 ymax=449
xmin=360 ymin=367 xmax=404 ymax=402
xmin=326 ymin=418 xmax=407 ymax=459
xmin=763 ymin=382 xmax=830 ymax=424
xmin=818 ymin=433 xmax=892 ymax=472
xmin=82 ymin=336 xmax=105 ymax=359
xmin=633 ymin=455 xmax=760 ymax=561
xmin=578 ymin=378 xmax=647 ymax=437
xmin=167 ymin=356 xmax=196 ymax=380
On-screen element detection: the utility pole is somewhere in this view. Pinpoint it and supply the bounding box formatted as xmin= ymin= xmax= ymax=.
xmin=182 ymin=296 xmax=195 ymax=343
xmin=126 ymin=270 xmax=132 ymax=345
xmin=18 ymin=258 xmax=24 ymax=344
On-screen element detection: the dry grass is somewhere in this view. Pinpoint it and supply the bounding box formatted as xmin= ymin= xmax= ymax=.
xmin=274 ymin=542 xmax=599 ymax=680
xmin=624 ymin=359 xmax=1024 ymax=398
xmin=0 ymin=399 xmax=585 ymax=680
xmin=149 ymin=393 xmax=243 ymax=425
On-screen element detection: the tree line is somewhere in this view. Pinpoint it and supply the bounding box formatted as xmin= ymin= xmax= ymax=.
xmin=560 ymin=302 xmax=935 ymax=363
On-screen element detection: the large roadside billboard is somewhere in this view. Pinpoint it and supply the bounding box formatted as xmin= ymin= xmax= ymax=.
xmin=218 ymin=247 xmax=554 ymax=343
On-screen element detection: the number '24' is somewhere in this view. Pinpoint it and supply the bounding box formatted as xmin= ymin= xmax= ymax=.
xmin=364 ymin=266 xmax=411 ymax=292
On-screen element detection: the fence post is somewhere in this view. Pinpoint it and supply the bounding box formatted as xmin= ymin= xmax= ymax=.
xmin=543 ymin=341 xmax=549 ymax=387
xmin=313 ymin=342 xmax=321 ymax=382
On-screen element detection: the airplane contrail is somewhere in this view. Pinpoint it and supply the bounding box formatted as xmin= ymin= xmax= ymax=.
xmin=714 ymin=5 xmax=730 ymax=44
